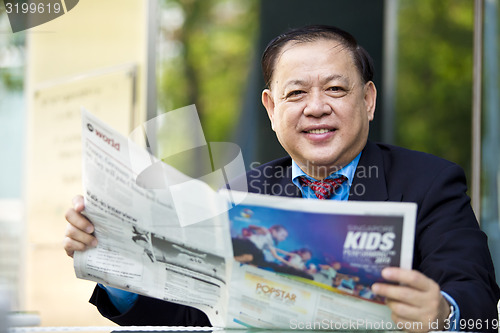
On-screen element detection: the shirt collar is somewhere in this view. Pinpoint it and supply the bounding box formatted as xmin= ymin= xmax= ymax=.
xmin=291 ymin=152 xmax=361 ymax=186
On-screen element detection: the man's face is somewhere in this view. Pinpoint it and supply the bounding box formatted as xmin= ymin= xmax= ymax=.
xmin=262 ymin=39 xmax=377 ymax=179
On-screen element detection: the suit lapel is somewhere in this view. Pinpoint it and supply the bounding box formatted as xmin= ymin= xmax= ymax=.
xmin=277 ymin=163 xmax=302 ymax=198
xmin=349 ymin=141 xmax=394 ymax=202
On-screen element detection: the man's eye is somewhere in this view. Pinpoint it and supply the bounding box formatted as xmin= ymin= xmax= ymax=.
xmin=286 ymin=90 xmax=305 ymax=98
xmin=328 ymin=86 xmax=342 ymax=92
xmin=327 ymin=86 xmax=348 ymax=96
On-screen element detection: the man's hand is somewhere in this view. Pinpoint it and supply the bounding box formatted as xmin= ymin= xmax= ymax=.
xmin=63 ymin=195 xmax=97 ymax=257
xmin=372 ymin=267 xmax=451 ymax=332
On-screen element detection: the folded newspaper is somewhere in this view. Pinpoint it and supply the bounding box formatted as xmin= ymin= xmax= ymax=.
xmin=74 ymin=109 xmax=417 ymax=330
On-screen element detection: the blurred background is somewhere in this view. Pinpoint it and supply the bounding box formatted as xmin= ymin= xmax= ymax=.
xmin=0 ymin=0 xmax=499 ymax=326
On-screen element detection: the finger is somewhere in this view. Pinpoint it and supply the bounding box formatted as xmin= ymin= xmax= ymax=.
xmin=381 ymin=267 xmax=433 ymax=292
xmin=63 ymin=236 xmax=86 ymax=258
xmin=65 ymin=207 xmax=94 ymax=234
xmin=63 ymin=236 xmax=97 ymax=257
xmin=372 ymin=283 xmax=422 ymax=306
xmin=385 ymin=296 xmax=425 ymax=321
xmin=64 ymin=223 xmax=97 ymax=248
xmin=72 ymin=195 xmax=85 ymax=213
xmin=65 ymin=248 xmax=74 ymax=258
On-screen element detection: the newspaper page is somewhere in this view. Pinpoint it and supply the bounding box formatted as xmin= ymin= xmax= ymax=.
xmin=223 ymin=191 xmax=416 ymax=329
xmin=74 ymin=110 xmax=417 ymax=329
xmin=74 ymin=109 xmax=236 ymax=327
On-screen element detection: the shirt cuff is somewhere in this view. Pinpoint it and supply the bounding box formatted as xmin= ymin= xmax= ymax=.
xmin=441 ymin=291 xmax=460 ymax=331
xmin=98 ymin=283 xmax=138 ymax=314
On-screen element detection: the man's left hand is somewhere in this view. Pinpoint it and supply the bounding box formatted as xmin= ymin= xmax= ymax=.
xmin=372 ymin=267 xmax=451 ymax=332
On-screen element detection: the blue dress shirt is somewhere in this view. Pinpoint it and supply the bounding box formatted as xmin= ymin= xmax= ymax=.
xmin=98 ymin=283 xmax=138 ymax=314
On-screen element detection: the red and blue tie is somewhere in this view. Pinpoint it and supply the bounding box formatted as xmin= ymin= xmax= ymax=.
xmin=299 ymin=175 xmax=348 ymax=200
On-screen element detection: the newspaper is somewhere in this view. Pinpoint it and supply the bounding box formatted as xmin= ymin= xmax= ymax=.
xmin=74 ymin=109 xmax=417 ymax=330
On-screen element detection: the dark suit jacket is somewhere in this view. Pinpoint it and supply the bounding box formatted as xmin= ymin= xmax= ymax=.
xmin=91 ymin=141 xmax=500 ymax=329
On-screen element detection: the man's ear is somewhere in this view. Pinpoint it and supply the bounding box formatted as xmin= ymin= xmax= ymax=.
xmin=262 ymin=89 xmax=276 ymax=131
xmin=364 ymin=81 xmax=377 ymax=121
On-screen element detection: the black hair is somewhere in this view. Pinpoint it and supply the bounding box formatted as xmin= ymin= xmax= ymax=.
xmin=261 ymin=25 xmax=374 ymax=88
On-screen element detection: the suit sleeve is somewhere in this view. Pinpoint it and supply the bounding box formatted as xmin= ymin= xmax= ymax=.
xmin=413 ymin=164 xmax=500 ymax=331
xmin=89 ymin=285 xmax=211 ymax=326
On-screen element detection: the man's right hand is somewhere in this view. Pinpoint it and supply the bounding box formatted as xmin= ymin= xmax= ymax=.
xmin=64 ymin=195 xmax=98 ymax=258
xmin=64 ymin=195 xmax=139 ymax=313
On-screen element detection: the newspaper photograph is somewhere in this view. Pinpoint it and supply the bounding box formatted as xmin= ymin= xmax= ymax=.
xmin=223 ymin=191 xmax=416 ymax=328
xmin=74 ymin=109 xmax=417 ymax=329
xmin=230 ymin=201 xmax=405 ymax=302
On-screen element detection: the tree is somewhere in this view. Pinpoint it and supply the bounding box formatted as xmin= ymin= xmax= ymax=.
xmin=156 ymin=0 xmax=259 ymax=143
xmin=396 ymin=0 xmax=474 ymax=178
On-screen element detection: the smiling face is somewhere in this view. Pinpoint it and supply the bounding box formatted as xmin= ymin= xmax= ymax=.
xmin=262 ymin=39 xmax=377 ymax=179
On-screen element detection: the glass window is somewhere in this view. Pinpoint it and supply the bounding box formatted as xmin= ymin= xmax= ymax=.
xmin=481 ymin=0 xmax=500 ymax=283
xmin=395 ymin=0 xmax=474 ymax=180
xmin=0 ymin=9 xmax=26 ymax=310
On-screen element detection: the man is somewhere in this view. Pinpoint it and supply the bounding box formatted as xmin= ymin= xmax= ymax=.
xmin=64 ymin=25 xmax=500 ymax=332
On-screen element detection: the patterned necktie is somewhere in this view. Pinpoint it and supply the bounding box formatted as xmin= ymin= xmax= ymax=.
xmin=299 ymin=175 xmax=348 ymax=200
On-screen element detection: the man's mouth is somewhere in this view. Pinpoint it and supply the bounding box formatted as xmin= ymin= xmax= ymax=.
xmin=304 ymin=128 xmax=335 ymax=134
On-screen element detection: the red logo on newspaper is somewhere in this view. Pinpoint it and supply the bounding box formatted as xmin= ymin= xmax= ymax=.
xmin=90 ymin=125 xmax=120 ymax=151
xmin=255 ymin=283 xmax=296 ymax=304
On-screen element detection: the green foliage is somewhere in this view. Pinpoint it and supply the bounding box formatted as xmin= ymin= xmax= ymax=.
xmin=395 ymin=0 xmax=474 ymax=177
xmin=157 ymin=0 xmax=259 ymax=143
xmin=0 ymin=70 xmax=23 ymax=91
xmin=0 ymin=11 xmax=26 ymax=91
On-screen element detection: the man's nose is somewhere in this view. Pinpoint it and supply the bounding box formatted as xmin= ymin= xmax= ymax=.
xmin=303 ymin=92 xmax=332 ymax=117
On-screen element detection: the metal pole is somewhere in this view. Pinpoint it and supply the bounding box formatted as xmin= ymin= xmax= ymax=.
xmin=471 ymin=0 xmax=484 ymax=221
xmin=382 ymin=0 xmax=398 ymax=144
xmin=146 ymin=0 xmax=158 ymax=122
